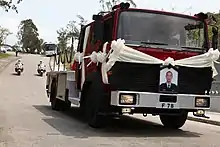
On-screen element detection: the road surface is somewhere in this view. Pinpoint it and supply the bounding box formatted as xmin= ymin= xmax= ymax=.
xmin=0 ymin=54 xmax=220 ymax=147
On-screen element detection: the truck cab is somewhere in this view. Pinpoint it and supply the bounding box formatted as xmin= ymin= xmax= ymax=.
xmin=46 ymin=2 xmax=219 ymax=129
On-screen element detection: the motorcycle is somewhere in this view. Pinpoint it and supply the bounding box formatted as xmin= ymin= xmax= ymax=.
xmin=37 ymin=64 xmax=46 ymax=76
xmin=15 ymin=63 xmax=23 ymax=75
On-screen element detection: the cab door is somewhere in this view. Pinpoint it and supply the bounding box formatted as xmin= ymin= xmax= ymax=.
xmin=75 ymin=25 xmax=91 ymax=90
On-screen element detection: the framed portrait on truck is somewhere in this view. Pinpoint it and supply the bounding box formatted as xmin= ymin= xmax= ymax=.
xmin=159 ymin=67 xmax=178 ymax=93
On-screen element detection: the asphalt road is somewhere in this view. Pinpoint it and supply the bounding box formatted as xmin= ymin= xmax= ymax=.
xmin=1 ymin=54 xmax=220 ymax=147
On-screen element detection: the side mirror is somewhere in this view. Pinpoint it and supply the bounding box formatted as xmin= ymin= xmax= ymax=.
xmin=211 ymin=26 xmax=218 ymax=49
xmin=92 ymin=14 xmax=102 ymax=21
xmin=92 ymin=14 xmax=103 ymax=41
xmin=194 ymin=12 xmax=208 ymax=20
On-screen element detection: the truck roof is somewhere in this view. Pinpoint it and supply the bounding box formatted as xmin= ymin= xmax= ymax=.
xmin=125 ymin=8 xmax=200 ymax=20
xmin=86 ymin=7 xmax=201 ymax=27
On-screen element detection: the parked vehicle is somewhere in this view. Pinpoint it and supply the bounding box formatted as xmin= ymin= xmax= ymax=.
xmin=0 ymin=47 xmax=6 ymax=53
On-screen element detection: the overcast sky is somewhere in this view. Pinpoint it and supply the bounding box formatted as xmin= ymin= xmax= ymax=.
xmin=0 ymin=0 xmax=219 ymax=45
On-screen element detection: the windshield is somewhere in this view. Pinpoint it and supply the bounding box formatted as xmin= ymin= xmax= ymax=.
xmin=45 ymin=44 xmax=57 ymax=51
xmin=117 ymin=11 xmax=206 ymax=49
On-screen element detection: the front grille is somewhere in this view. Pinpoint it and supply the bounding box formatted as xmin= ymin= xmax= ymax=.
xmin=178 ymin=66 xmax=212 ymax=94
xmin=109 ymin=62 xmax=160 ymax=92
xmin=108 ymin=62 xmax=213 ymax=95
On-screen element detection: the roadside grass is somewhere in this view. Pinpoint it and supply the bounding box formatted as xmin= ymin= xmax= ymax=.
xmin=0 ymin=53 xmax=11 ymax=59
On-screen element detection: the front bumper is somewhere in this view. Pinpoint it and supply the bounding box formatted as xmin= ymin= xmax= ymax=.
xmin=110 ymin=91 xmax=210 ymax=110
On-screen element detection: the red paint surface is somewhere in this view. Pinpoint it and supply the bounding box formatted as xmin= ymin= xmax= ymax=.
xmin=132 ymin=47 xmax=199 ymax=60
xmin=71 ymin=62 xmax=77 ymax=71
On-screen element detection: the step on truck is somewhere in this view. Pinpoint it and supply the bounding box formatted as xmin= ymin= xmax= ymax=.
xmin=46 ymin=2 xmax=220 ymax=129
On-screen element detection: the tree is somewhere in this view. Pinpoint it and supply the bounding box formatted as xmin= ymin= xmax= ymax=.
xmin=17 ymin=19 xmax=41 ymax=53
xmin=0 ymin=26 xmax=12 ymax=45
xmin=57 ymin=27 xmax=68 ymax=52
xmin=56 ymin=15 xmax=87 ymax=52
xmin=0 ymin=0 xmax=23 ymax=13
xmin=12 ymin=42 xmax=20 ymax=51
xmin=35 ymin=38 xmax=46 ymax=54
xmin=66 ymin=20 xmax=80 ymax=52
xmin=66 ymin=21 xmax=80 ymax=39
xmin=99 ymin=0 xmax=136 ymax=11
xmin=76 ymin=14 xmax=87 ymax=26
xmin=205 ymin=12 xmax=220 ymax=48
xmin=39 ymin=38 xmax=46 ymax=52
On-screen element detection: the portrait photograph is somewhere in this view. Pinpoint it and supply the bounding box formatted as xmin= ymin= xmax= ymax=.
xmin=159 ymin=67 xmax=178 ymax=93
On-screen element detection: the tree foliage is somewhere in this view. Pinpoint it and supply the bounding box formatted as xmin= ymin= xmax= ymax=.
xmin=0 ymin=0 xmax=22 ymax=13
xmin=57 ymin=27 xmax=68 ymax=52
xmin=11 ymin=42 xmax=20 ymax=51
xmin=66 ymin=21 xmax=80 ymax=39
xmin=207 ymin=13 xmax=220 ymax=39
xmin=39 ymin=38 xmax=46 ymax=52
xmin=56 ymin=15 xmax=87 ymax=52
xmin=99 ymin=0 xmax=136 ymax=11
xmin=76 ymin=14 xmax=87 ymax=26
xmin=0 ymin=26 xmax=12 ymax=45
xmin=17 ymin=19 xmax=41 ymax=53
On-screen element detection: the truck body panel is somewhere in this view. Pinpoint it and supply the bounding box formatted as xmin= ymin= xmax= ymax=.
xmin=46 ymin=71 xmax=80 ymax=106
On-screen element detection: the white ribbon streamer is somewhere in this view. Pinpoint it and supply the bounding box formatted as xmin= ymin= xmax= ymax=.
xmin=74 ymin=52 xmax=83 ymax=63
xmin=73 ymin=38 xmax=220 ymax=84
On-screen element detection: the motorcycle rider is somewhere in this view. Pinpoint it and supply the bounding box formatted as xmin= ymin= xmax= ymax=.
xmin=15 ymin=59 xmax=24 ymax=72
xmin=15 ymin=59 xmax=23 ymax=66
xmin=38 ymin=60 xmax=43 ymax=67
xmin=38 ymin=60 xmax=46 ymax=68
xmin=37 ymin=60 xmax=46 ymax=72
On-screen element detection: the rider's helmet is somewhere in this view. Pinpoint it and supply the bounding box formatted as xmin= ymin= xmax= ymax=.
xmin=40 ymin=60 xmax=42 ymax=64
xmin=18 ymin=59 xmax=21 ymax=63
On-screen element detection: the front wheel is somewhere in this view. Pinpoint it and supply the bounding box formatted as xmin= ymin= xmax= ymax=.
xmin=84 ymin=82 xmax=107 ymax=128
xmin=159 ymin=112 xmax=188 ymax=129
xmin=50 ymin=81 xmax=62 ymax=110
xmin=17 ymin=71 xmax=21 ymax=75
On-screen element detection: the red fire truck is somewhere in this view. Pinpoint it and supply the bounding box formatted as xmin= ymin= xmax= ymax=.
xmin=46 ymin=2 xmax=219 ymax=129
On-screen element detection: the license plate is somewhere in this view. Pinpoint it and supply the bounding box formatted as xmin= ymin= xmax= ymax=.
xmin=159 ymin=102 xmax=175 ymax=109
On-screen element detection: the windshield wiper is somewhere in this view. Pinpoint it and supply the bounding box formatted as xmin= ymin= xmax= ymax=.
xmin=181 ymin=46 xmax=206 ymax=52
xmin=179 ymin=46 xmax=206 ymax=53
xmin=141 ymin=41 xmax=168 ymax=46
xmin=181 ymin=46 xmax=204 ymax=49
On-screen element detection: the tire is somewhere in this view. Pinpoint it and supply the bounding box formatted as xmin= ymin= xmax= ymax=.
xmin=84 ymin=82 xmax=107 ymax=128
xmin=61 ymin=89 xmax=71 ymax=111
xmin=50 ymin=81 xmax=62 ymax=110
xmin=79 ymin=82 xmax=90 ymax=116
xmin=160 ymin=112 xmax=188 ymax=129
xmin=17 ymin=71 xmax=21 ymax=75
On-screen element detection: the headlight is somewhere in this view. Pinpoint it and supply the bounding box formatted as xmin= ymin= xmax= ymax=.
xmin=195 ymin=97 xmax=210 ymax=107
xmin=119 ymin=93 xmax=137 ymax=105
